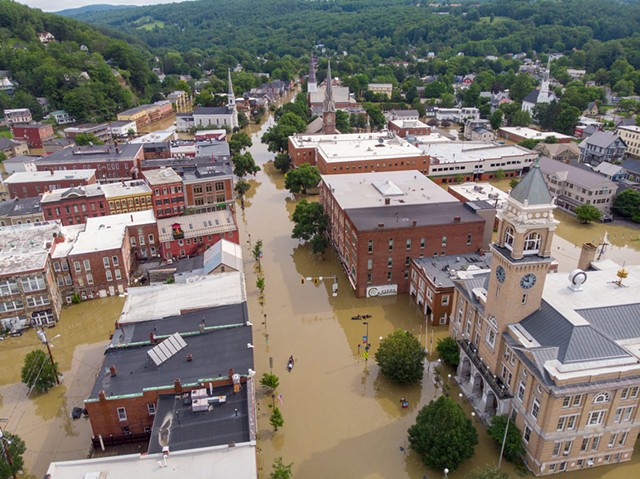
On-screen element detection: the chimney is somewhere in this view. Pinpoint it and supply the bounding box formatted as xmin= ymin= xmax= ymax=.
xmin=228 ymin=368 xmax=234 ymax=380
xmin=384 ymin=197 xmax=390 ymax=205
xmin=186 ymin=354 xmax=193 ymax=362
xmin=149 ymin=332 xmax=157 ymax=343
xmin=109 ymin=365 xmax=117 ymax=377
xmin=174 ymin=378 xmax=182 ymax=392
xmin=453 ymin=216 xmax=461 ymax=223
xmin=378 ymin=222 xmax=384 ymax=228
xmin=198 ymin=321 xmax=206 ymax=333
xmin=98 ymin=390 xmax=107 ymax=401
xmin=412 ymin=220 xmax=417 ymax=226
xmin=50 ymin=169 xmax=54 ymax=175
xmin=578 ymin=242 xmax=597 ymax=270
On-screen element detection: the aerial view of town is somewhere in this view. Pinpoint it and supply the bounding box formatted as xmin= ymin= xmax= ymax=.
xmin=1 ymin=0 xmax=640 ymax=478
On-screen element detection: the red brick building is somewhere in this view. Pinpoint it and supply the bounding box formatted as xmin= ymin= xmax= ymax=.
xmin=34 ymin=144 xmax=144 ymax=183
xmin=157 ymin=209 xmax=238 ymax=260
xmin=288 ymin=132 xmax=430 ymax=174
xmin=182 ymin=163 xmax=235 ymax=213
xmin=41 ymin=184 xmax=107 ymax=225
xmin=142 ymin=167 xmax=185 ymax=218
xmin=11 ymin=123 xmax=54 ymax=148
xmin=320 ymin=171 xmax=487 ymax=297
xmin=387 ymin=119 xmax=430 ymax=138
xmin=4 ymin=170 xmax=97 ymax=199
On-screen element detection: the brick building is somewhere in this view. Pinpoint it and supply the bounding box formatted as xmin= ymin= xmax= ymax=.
xmin=64 ymin=123 xmax=111 ymax=144
xmin=142 ymin=167 xmax=185 ymax=218
xmin=498 ymin=127 xmax=573 ymax=144
xmin=11 ymin=123 xmax=55 ymax=149
xmin=4 ymin=170 xmax=97 ymax=199
xmin=320 ymin=171 xmax=487 ymax=297
xmin=157 ymin=209 xmax=238 ymax=260
xmin=288 ymin=132 xmax=429 ymax=174
xmin=41 ymin=184 xmax=107 ymax=226
xmin=182 ymin=162 xmax=235 ymax=213
xmin=387 ymin=119 xmax=430 ymax=138
xmin=101 ymin=180 xmax=152 ymax=215
xmin=34 ymin=144 xmax=144 ymax=183
xmin=0 ymin=222 xmax=63 ymax=331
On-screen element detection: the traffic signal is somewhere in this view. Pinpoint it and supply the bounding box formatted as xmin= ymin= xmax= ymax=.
xmin=313 ymin=277 xmax=319 ymax=285
xmin=300 ymin=277 xmax=305 ymax=285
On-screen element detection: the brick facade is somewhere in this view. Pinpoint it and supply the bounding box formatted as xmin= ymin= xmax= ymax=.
xmin=6 ymin=171 xmax=97 ymax=199
xmin=11 ymin=123 xmax=54 ymax=148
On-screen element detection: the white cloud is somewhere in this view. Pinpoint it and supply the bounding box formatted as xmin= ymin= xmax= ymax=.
xmin=17 ymin=0 xmax=184 ymax=13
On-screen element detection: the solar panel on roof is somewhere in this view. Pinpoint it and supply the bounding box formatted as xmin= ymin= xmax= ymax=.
xmin=147 ymin=332 xmax=187 ymax=366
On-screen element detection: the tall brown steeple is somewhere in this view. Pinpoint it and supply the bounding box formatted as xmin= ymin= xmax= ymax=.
xmin=322 ymin=61 xmax=336 ymax=134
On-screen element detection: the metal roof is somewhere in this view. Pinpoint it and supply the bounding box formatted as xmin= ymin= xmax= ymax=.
xmin=509 ymin=161 xmax=553 ymax=206
xmin=577 ymin=303 xmax=640 ymax=341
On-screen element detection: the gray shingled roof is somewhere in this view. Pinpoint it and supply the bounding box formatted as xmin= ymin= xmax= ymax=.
xmin=509 ymin=162 xmax=553 ymax=205
xmin=539 ymin=156 xmax=615 ymax=189
xmin=622 ymin=159 xmax=640 ymax=175
xmin=577 ymin=303 xmax=640 ymax=341
xmin=579 ymin=131 xmax=620 ymax=148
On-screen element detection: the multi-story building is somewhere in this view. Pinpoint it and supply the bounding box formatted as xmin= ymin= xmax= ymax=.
xmin=538 ymin=157 xmax=616 ymax=216
xmin=417 ymin=142 xmax=537 ymax=184
xmin=116 ymin=101 xmax=174 ymax=132
xmin=3 ymin=108 xmax=32 ymax=126
xmin=11 ymin=123 xmax=55 ymax=149
xmin=34 ymin=144 xmax=144 ymax=183
xmin=101 ymin=180 xmax=153 ymax=215
xmin=288 ymin=132 xmax=429 ymax=174
xmin=142 ymin=167 xmax=185 ymax=218
xmin=367 ymin=83 xmax=393 ymax=98
xmin=41 ymin=184 xmax=107 ymax=226
xmin=534 ymin=143 xmax=580 ymax=163
xmin=615 ymin=125 xmax=640 ymax=158
xmin=157 ymin=209 xmax=238 ymax=260
xmin=0 ymin=137 xmax=29 ymax=159
xmin=63 ymin=123 xmax=111 ymax=144
xmin=0 ymin=197 xmax=44 ymax=226
xmin=2 ymin=155 xmax=37 ymax=175
xmin=167 ymin=90 xmax=192 ymax=113
xmin=320 ymin=170 xmax=488 ymax=298
xmin=0 ymin=222 xmax=63 ymax=331
xmin=176 ymin=71 xmax=238 ymax=131
xmin=49 ymin=110 xmax=74 ymax=125
xmin=450 ymin=164 xmax=640 ymax=475
xmin=182 ymin=163 xmax=235 ymax=213
xmin=464 ymin=119 xmax=495 ymax=142
xmin=388 ymin=119 xmax=430 ymax=138
xmin=4 ymin=170 xmax=97 ymax=199
xmin=579 ymin=131 xmax=627 ymax=166
xmin=109 ymin=120 xmax=137 ymax=138
xmin=498 ymin=127 xmax=574 ymax=144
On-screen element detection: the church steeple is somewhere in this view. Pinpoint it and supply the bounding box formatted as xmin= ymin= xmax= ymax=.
xmin=308 ymin=53 xmax=317 ymax=94
xmin=227 ymin=68 xmax=236 ymax=109
xmin=322 ymin=61 xmax=336 ymax=134
xmin=538 ymin=56 xmax=551 ymax=103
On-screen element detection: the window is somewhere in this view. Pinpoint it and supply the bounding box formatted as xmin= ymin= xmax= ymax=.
xmin=580 ymin=437 xmax=589 ymax=452
xmin=442 ymin=295 xmax=449 ymax=306
xmin=117 ymin=407 xmax=127 ymax=421
xmin=388 ymin=239 xmax=394 ymax=251
xmin=466 ymin=234 xmax=472 ymax=245
xmin=504 ymin=226 xmax=514 ymax=249
xmin=405 ymin=256 xmax=410 ymax=266
xmin=112 ymin=256 xmax=119 ymax=267
xmin=387 ymin=257 xmax=393 ymax=268
xmin=517 ymin=381 xmax=526 ymax=402
xmin=593 ymin=392 xmax=611 ymax=404
xmin=86 ymin=273 xmax=93 ymax=285
xmin=0 ymin=280 xmax=19 ymax=296
xmin=406 ymin=239 xmax=412 ymax=250
xmin=83 ymin=260 xmax=91 ymax=271
xmin=368 ymin=240 xmax=373 ymax=253
xmin=106 ymin=270 xmax=113 ymax=282
xmin=441 ymin=236 xmax=447 ymax=247
xmin=53 ymin=262 xmax=61 ymax=272
xmin=115 ymin=269 xmax=122 ymax=280
xmin=147 ymin=403 xmax=156 ymax=415
xmin=486 ymin=328 xmax=496 ymax=348
xmin=420 ymin=237 xmax=425 ymax=249
xmin=621 ymin=386 xmax=639 ymax=399
xmin=587 ymin=410 xmax=606 ymax=426
xmin=367 ymin=273 xmax=372 ymax=284
xmin=367 ymin=259 xmax=373 ymax=270
xmin=386 ymin=271 xmax=392 ymax=281
xmin=531 ymin=398 xmax=540 ymax=420
xmin=523 ymin=426 xmax=531 ymax=443
xmin=130 ymin=237 xmax=137 ymax=246
xmin=521 ymin=293 xmax=527 ymax=305
xmin=103 ymin=257 xmax=110 ymax=268
xmin=591 ymin=436 xmax=601 ymax=451
xmin=21 ymin=275 xmax=46 ymax=292
xmin=148 ymin=234 xmax=155 ymax=244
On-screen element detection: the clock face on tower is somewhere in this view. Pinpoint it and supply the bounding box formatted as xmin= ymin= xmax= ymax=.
xmin=520 ymin=273 xmax=537 ymax=289
xmin=495 ymin=265 xmax=506 ymax=283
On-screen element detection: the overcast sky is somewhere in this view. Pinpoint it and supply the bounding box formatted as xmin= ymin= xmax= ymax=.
xmin=17 ymin=1 xmax=185 ymax=13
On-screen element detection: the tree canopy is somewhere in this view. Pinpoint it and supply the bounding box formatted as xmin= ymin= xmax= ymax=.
xmin=232 ymin=151 xmax=260 ymax=178
xmin=284 ymin=163 xmax=321 ymax=195
xmin=487 ymin=415 xmax=525 ymax=464
xmin=408 ymin=395 xmax=478 ymax=471
xmin=0 ymin=431 xmax=26 ymax=479
xmin=291 ymin=199 xmax=328 ymax=255
xmin=575 ymin=204 xmax=602 ymax=224
xmin=613 ymin=188 xmax=640 ymax=222
xmin=375 ymin=329 xmax=426 ymax=385
xmin=21 ymin=349 xmax=58 ymax=393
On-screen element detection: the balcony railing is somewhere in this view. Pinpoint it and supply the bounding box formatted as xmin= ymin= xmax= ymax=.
xmin=459 ymin=339 xmax=512 ymax=400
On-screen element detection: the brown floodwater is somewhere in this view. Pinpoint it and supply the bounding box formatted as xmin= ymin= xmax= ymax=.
xmin=242 ymin=121 xmax=640 ymax=478
xmin=0 ymin=297 xmax=124 ymax=478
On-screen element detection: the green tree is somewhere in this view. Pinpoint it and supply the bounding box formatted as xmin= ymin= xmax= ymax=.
xmin=229 ymin=131 xmax=253 ymax=155
xmin=375 ymin=330 xmax=426 ymax=385
xmin=73 ymin=133 xmax=104 ymax=146
xmin=252 ymin=239 xmax=263 ymax=263
xmin=256 ymin=276 xmax=265 ymax=294
xmin=0 ymin=431 xmax=26 ymax=479
xmin=553 ymin=106 xmax=580 ymax=135
xmin=511 ymin=109 xmax=531 ymax=127
xmin=232 ymin=152 xmax=260 ymax=178
xmin=489 ymin=110 xmax=503 ymax=130
xmin=575 ymin=204 xmax=602 ymax=224
xmin=335 ymin=109 xmax=352 ymax=133
xmin=291 ymin=200 xmax=328 ymax=256
xmin=270 ymin=406 xmax=284 ymax=431
xmin=21 ymin=349 xmax=58 ymax=393
xmin=436 ymin=336 xmax=460 ymax=368
xmin=509 ymin=179 xmax=520 ymax=190
xmin=284 ymin=163 xmax=321 ymax=195
xmin=487 ymin=415 xmax=525 ymax=464
xmin=408 ymin=395 xmax=478 ymax=471
xmin=0 ymin=151 xmax=6 ymax=163
xmin=466 ymin=466 xmax=510 ymax=479
xmin=234 ymin=179 xmax=250 ymax=199
xmin=261 ymin=111 xmax=307 ymax=153
xmin=270 ymin=457 xmax=293 ymax=479
xmin=517 ymin=139 xmax=540 ymax=150
xmin=494 ymin=169 xmax=506 ymax=180
xmin=509 ymin=74 xmax=533 ymax=103
xmin=274 ymin=153 xmax=292 ymax=173
xmin=260 ymin=372 xmax=280 ymax=392
xmin=364 ymin=103 xmax=385 ymax=130
xmin=613 ymin=188 xmax=640 ymax=220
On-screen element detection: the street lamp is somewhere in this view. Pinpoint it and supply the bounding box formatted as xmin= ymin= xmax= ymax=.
xmin=444 ymin=468 xmax=449 ymax=479
xmin=497 ymin=412 xmax=512 ymax=469
xmin=36 ymin=328 xmax=60 ymax=385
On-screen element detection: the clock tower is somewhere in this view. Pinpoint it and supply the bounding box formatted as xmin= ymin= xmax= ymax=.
xmin=479 ymin=163 xmax=558 ymax=371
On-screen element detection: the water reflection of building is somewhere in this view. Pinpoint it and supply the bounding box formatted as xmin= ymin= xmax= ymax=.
xmin=450 ymin=163 xmax=640 ymax=475
xmin=320 ymin=170 xmax=490 ymax=298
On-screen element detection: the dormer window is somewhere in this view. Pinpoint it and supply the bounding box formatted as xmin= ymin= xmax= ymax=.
xmin=504 ymin=226 xmax=514 ymax=250
xmin=524 ymin=232 xmax=541 ymax=254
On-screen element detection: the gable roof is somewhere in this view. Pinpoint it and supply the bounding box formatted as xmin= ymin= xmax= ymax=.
xmin=509 ymin=162 xmax=553 ymax=205
xmin=580 ymin=131 xmax=623 ymax=149
xmin=622 ymin=158 xmax=640 ymax=175
xmin=538 ymin=157 xmax=616 ymax=189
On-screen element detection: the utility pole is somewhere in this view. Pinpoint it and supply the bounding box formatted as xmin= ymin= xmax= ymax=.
xmin=0 ymin=426 xmax=15 ymax=479
xmin=37 ymin=328 xmax=60 ymax=385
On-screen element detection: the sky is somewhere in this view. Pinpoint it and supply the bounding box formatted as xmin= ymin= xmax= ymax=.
xmin=17 ymin=1 xmax=186 ymax=13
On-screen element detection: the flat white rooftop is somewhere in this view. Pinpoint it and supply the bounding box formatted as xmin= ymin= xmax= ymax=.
xmin=100 ymin=180 xmax=151 ymax=198
xmin=46 ymin=442 xmax=257 ymax=479
xmin=71 ymin=223 xmax=125 ymax=255
xmin=321 ymin=170 xmax=457 ymax=209
xmin=389 ymin=119 xmax=430 ymax=129
xmin=51 ymin=224 xmax=85 ymax=259
xmin=119 ymin=272 xmax=246 ymax=324
xmin=0 ymin=222 xmax=60 ymax=275
xmin=499 ymin=127 xmax=574 ymax=141
xmin=130 ymin=127 xmax=177 ymax=144
xmin=3 ymin=170 xmax=95 ymax=184
xmin=418 ymin=141 xmax=536 ymax=164
xmin=157 ymin=209 xmax=235 ymax=243
xmin=41 ymin=183 xmax=104 ymax=203
xmin=85 ymin=210 xmax=156 ymax=231
xmin=143 ymin=167 xmax=182 ymax=185
xmin=448 ymin=182 xmax=509 ymax=208
xmin=412 ymin=133 xmax=452 ymax=144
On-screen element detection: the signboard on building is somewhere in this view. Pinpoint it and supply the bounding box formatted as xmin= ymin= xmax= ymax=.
xmin=366 ymin=284 xmax=398 ymax=298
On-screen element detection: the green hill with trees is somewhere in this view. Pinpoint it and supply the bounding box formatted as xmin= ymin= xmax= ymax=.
xmin=0 ymin=0 xmax=159 ymax=122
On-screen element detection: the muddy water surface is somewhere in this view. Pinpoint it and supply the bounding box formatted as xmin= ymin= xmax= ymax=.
xmin=0 ymin=297 xmax=124 ymax=477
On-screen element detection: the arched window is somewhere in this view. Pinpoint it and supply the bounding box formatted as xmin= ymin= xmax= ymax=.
xmin=504 ymin=226 xmax=514 ymax=249
xmin=524 ymin=232 xmax=541 ymax=253
xmin=593 ymin=392 xmax=610 ymax=404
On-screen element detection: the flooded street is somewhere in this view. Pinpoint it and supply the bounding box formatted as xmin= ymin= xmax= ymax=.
xmin=0 ymin=298 xmax=124 ymax=478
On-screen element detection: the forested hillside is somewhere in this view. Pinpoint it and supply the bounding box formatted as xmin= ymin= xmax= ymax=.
xmin=0 ymin=0 xmax=159 ymax=122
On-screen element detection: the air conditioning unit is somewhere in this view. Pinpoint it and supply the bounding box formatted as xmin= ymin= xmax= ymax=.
xmin=587 ymin=461 xmax=594 ymax=467
xmin=563 ymin=451 xmax=569 ymax=456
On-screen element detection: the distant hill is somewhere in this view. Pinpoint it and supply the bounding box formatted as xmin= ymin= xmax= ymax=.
xmin=56 ymin=4 xmax=138 ymax=17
